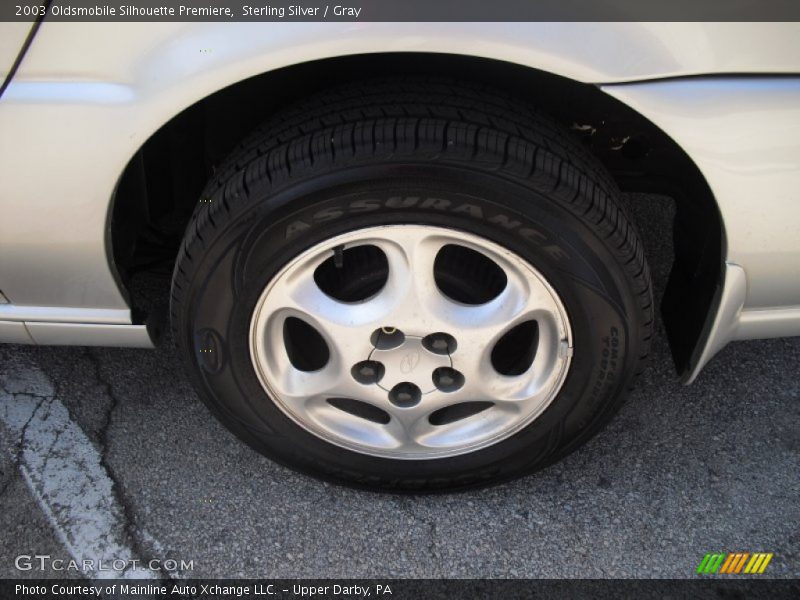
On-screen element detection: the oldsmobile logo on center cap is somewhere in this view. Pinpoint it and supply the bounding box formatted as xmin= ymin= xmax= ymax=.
xmin=400 ymin=351 xmax=421 ymax=374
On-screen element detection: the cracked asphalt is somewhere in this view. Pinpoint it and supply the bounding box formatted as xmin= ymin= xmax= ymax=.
xmin=0 ymin=194 xmax=798 ymax=579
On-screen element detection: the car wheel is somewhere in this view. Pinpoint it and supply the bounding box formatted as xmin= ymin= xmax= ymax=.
xmin=171 ymin=80 xmax=653 ymax=490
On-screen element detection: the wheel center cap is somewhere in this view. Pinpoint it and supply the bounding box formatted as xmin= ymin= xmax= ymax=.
xmin=371 ymin=337 xmax=450 ymax=394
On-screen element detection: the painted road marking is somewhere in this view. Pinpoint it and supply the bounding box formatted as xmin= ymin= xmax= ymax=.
xmin=0 ymin=354 xmax=156 ymax=580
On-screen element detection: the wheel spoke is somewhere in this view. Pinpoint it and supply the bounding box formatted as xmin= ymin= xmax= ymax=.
xmin=303 ymin=396 xmax=403 ymax=451
xmin=468 ymin=310 xmax=562 ymax=381
xmin=367 ymin=229 xmax=451 ymax=334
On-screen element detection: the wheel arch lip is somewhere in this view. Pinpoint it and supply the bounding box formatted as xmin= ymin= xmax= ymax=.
xmin=603 ymin=76 xmax=800 ymax=380
xmin=683 ymin=263 xmax=800 ymax=384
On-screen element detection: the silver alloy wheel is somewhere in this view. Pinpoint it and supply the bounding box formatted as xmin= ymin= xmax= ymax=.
xmin=249 ymin=225 xmax=573 ymax=459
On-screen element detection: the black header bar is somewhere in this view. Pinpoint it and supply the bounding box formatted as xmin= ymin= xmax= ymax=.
xmin=3 ymin=0 xmax=800 ymax=22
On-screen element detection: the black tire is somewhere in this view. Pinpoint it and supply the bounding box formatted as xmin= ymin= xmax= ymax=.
xmin=171 ymin=79 xmax=653 ymax=491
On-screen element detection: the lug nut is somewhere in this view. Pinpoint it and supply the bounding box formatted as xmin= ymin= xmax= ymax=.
xmin=370 ymin=327 xmax=406 ymax=350
xmin=432 ymin=367 xmax=465 ymax=392
xmin=388 ymin=382 xmax=422 ymax=408
xmin=422 ymin=332 xmax=457 ymax=355
xmin=351 ymin=360 xmax=385 ymax=385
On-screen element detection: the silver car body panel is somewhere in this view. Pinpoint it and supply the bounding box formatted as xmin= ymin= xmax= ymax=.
xmin=1 ymin=22 xmax=799 ymax=371
xmin=602 ymin=78 xmax=800 ymax=310
xmin=0 ymin=22 xmax=33 ymax=79
xmin=23 ymin=322 xmax=155 ymax=347
xmin=0 ymin=321 xmax=35 ymax=344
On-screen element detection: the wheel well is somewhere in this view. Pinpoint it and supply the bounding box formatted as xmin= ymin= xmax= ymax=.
xmin=111 ymin=52 xmax=722 ymax=377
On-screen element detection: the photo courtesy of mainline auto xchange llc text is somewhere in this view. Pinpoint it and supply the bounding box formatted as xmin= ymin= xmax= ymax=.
xmin=14 ymin=583 xmax=395 ymax=597
xmin=0 ymin=1 xmax=798 ymax=599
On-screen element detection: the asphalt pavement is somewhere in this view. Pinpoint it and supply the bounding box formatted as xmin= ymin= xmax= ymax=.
xmin=0 ymin=194 xmax=798 ymax=579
